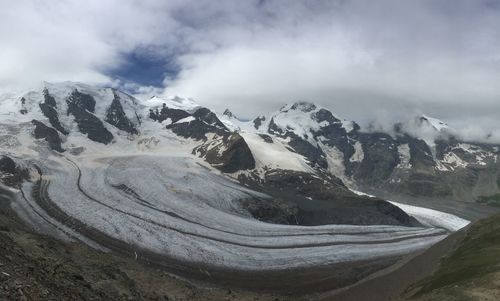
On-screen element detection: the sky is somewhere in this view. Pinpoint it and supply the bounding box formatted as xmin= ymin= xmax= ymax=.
xmin=1 ymin=0 xmax=500 ymax=141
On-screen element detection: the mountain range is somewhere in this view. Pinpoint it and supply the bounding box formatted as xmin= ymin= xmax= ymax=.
xmin=0 ymin=81 xmax=499 ymax=297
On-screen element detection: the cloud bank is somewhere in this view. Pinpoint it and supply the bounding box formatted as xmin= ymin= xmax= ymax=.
xmin=1 ymin=0 xmax=499 ymax=141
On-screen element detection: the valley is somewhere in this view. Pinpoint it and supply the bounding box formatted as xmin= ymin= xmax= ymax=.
xmin=1 ymin=82 xmax=499 ymax=299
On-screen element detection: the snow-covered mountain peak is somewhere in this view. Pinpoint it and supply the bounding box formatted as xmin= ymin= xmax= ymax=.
xmin=394 ymin=113 xmax=453 ymax=136
xmin=419 ymin=114 xmax=449 ymax=132
xmin=279 ymin=101 xmax=318 ymax=113
xmin=269 ymin=101 xmax=357 ymax=137
xmin=145 ymin=95 xmax=200 ymax=112
xmin=223 ymin=109 xmax=235 ymax=118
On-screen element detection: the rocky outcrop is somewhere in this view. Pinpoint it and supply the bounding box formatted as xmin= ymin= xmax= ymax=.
xmin=149 ymin=104 xmax=190 ymax=123
xmin=167 ymin=107 xmax=229 ymax=141
xmin=223 ymin=109 xmax=235 ymax=118
xmin=0 ymin=156 xmax=30 ymax=187
xmin=202 ymin=133 xmax=256 ymax=173
xmin=253 ymin=116 xmax=265 ymax=130
xmin=351 ymin=132 xmax=400 ymax=184
xmin=31 ymin=120 xmax=64 ymax=152
xmin=19 ymin=97 xmax=28 ymax=115
xmin=66 ymin=90 xmax=113 ymax=144
xmin=39 ymin=88 xmax=68 ymax=135
xmin=239 ymin=170 xmax=420 ymax=227
xmin=240 ymin=198 xmax=299 ymax=225
xmin=105 ymin=92 xmax=138 ymax=135
xmin=268 ymin=118 xmax=328 ymax=168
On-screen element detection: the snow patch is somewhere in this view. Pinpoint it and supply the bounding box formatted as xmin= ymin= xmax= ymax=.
xmin=349 ymin=141 xmax=364 ymax=163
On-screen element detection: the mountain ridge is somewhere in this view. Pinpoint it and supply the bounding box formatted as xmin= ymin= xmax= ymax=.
xmin=1 ymin=82 xmax=499 ymax=206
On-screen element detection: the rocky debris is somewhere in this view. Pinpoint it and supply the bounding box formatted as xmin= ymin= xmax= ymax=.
xmin=31 ymin=120 xmax=64 ymax=152
xmin=66 ymin=90 xmax=113 ymax=144
xmin=105 ymin=91 xmax=138 ymax=135
xmin=39 ymin=88 xmax=69 ymax=135
xmin=201 ymin=133 xmax=256 ymax=173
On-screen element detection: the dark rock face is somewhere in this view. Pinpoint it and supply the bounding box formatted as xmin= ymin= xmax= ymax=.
xmin=66 ymin=90 xmax=113 ymax=144
xmin=240 ymin=198 xmax=299 ymax=225
xmin=0 ymin=156 xmax=30 ymax=187
xmin=152 ymin=104 xmax=256 ymax=173
xmin=267 ymin=118 xmax=284 ymax=136
xmin=168 ymin=119 xmax=220 ymax=140
xmin=149 ymin=103 xmax=190 ymax=123
xmin=289 ymin=102 xmax=317 ymax=112
xmin=31 ymin=120 xmax=64 ymax=152
xmin=313 ymin=108 xmax=340 ymax=124
xmin=42 ymin=88 xmax=57 ymax=107
xmin=0 ymin=157 xmax=16 ymax=175
xmin=105 ymin=92 xmax=138 ymax=135
xmin=268 ymin=118 xmax=328 ymax=169
xmin=239 ymin=170 xmax=420 ymax=227
xmin=19 ymin=97 xmax=28 ymax=115
xmin=288 ymin=134 xmax=328 ymax=168
xmin=395 ymin=135 xmax=449 ymax=197
xmin=203 ymin=133 xmax=256 ymax=173
xmin=406 ymin=136 xmax=435 ymax=172
xmin=258 ymin=134 xmax=273 ymax=143
xmin=223 ymin=109 xmax=235 ymax=118
xmin=68 ymin=90 xmax=95 ymax=113
xmin=314 ymin=122 xmax=355 ymax=163
xmin=193 ymin=107 xmax=227 ymax=129
xmin=253 ymin=116 xmax=265 ymax=130
xmin=167 ymin=107 xmax=229 ymax=141
xmin=39 ymin=89 xmax=68 ymax=135
xmin=352 ymin=133 xmax=400 ymax=184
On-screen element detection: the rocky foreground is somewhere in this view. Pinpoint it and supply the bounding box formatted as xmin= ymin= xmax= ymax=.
xmin=0 ymin=204 xmax=289 ymax=301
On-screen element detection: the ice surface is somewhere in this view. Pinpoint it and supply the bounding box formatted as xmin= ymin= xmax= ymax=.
xmin=0 ymin=82 xmax=473 ymax=276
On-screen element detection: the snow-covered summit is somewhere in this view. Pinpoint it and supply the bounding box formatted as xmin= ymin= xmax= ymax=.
xmin=144 ymin=95 xmax=200 ymax=113
xmin=222 ymin=109 xmax=235 ymax=118
xmin=263 ymin=101 xmax=357 ymax=141
xmin=420 ymin=114 xmax=449 ymax=132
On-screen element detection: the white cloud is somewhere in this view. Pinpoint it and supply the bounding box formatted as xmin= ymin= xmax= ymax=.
xmin=1 ymin=0 xmax=499 ymax=141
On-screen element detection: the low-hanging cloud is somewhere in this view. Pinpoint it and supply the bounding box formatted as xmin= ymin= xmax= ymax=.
xmin=1 ymin=0 xmax=499 ymax=142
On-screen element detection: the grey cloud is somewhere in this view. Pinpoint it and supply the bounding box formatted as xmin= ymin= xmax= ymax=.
xmin=1 ymin=0 xmax=499 ymax=141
